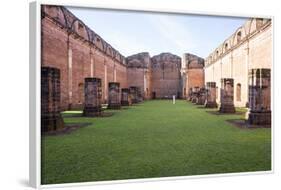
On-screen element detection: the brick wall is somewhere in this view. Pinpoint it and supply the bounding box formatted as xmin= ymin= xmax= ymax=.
xmin=205 ymin=18 xmax=272 ymax=107
xmin=41 ymin=5 xmax=127 ymax=110
xmin=151 ymin=53 xmax=181 ymax=98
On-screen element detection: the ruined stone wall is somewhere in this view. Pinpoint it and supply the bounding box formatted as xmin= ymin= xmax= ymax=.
xmin=205 ymin=18 xmax=272 ymax=107
xmin=182 ymin=53 xmax=205 ymax=99
xmin=41 ymin=5 xmax=127 ymax=110
xmin=151 ymin=53 xmax=181 ymax=98
xmin=126 ymin=52 xmax=152 ymax=99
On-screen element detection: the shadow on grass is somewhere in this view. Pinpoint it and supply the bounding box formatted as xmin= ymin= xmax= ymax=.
xmin=227 ymin=119 xmax=271 ymax=129
xmin=43 ymin=122 xmax=92 ymax=136
xmin=206 ymin=110 xmax=244 ymax=115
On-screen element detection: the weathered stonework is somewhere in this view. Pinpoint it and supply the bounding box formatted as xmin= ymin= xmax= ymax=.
xmin=42 ymin=5 xmax=127 ymax=110
xmin=41 ymin=5 xmax=272 ymax=118
xmin=190 ymin=87 xmax=200 ymax=103
xmin=136 ymin=86 xmax=143 ymax=102
xmin=219 ymin=78 xmax=236 ymax=113
xmin=205 ymin=82 xmax=218 ymax=108
xmin=41 ymin=67 xmax=64 ymax=132
xmin=247 ymin=69 xmax=271 ymax=125
xmin=151 ymin=53 xmax=181 ymax=99
xmin=196 ymin=88 xmax=206 ymax=105
xmin=108 ymin=82 xmax=121 ymax=109
xmin=129 ymin=86 xmax=139 ymax=104
xmin=182 ymin=53 xmax=205 ymax=100
xmin=205 ymin=18 xmax=272 ymax=108
xmin=127 ymin=52 xmax=152 ymax=100
xmin=121 ymin=88 xmax=131 ymax=106
xmin=83 ymin=78 xmax=102 ymax=116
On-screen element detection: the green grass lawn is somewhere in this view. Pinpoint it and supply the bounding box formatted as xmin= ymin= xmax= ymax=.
xmin=41 ymin=100 xmax=271 ymax=184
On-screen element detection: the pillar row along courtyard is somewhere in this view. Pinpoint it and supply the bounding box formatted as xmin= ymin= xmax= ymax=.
xmin=41 ymin=5 xmax=272 ymax=132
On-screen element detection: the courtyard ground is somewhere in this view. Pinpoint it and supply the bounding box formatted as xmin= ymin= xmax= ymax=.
xmin=41 ymin=100 xmax=271 ymax=184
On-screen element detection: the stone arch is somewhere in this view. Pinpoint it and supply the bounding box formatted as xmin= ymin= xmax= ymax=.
xmin=249 ymin=18 xmax=264 ymax=34
xmin=232 ymin=26 xmax=247 ymax=46
xmin=94 ymin=34 xmax=103 ymax=50
xmin=43 ymin=5 xmax=68 ymax=27
xmin=90 ymin=30 xmax=96 ymax=44
xmin=223 ymin=40 xmax=230 ymax=53
xmin=224 ymin=43 xmax=228 ymax=51
xmin=70 ymin=19 xmax=91 ymax=41
xmin=112 ymin=49 xmax=116 ymax=59
xmin=236 ymin=83 xmax=241 ymax=101
xmin=106 ymin=45 xmax=113 ymax=57
xmin=215 ymin=49 xmax=220 ymax=59
xmin=59 ymin=7 xmax=72 ymax=28
xmin=116 ymin=52 xmax=121 ymax=62
xmin=101 ymin=40 xmax=108 ymax=53
xmin=211 ymin=52 xmax=215 ymax=62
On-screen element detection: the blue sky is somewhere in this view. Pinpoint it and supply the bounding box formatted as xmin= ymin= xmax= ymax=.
xmin=67 ymin=6 xmax=247 ymax=58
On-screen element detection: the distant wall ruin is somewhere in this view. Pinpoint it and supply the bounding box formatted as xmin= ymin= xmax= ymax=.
xmin=42 ymin=5 xmax=272 ymax=111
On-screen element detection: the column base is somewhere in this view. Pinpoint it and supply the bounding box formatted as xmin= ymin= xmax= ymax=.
xmin=41 ymin=114 xmax=65 ymax=133
xmin=83 ymin=106 xmax=102 ymax=117
xmin=196 ymin=98 xmax=205 ymax=105
xmin=248 ymin=110 xmax=271 ymax=125
xmin=108 ymin=103 xmax=121 ymax=109
xmin=205 ymin=101 xmax=218 ymax=108
xmin=219 ymin=104 xmax=236 ymax=113
xmin=132 ymin=99 xmax=138 ymax=104
xmin=191 ymin=98 xmax=197 ymax=103
xmin=121 ymin=101 xmax=131 ymax=106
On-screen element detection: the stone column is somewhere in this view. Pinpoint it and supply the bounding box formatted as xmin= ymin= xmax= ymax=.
xmin=129 ymin=86 xmax=138 ymax=104
xmin=108 ymin=82 xmax=121 ymax=109
xmin=136 ymin=86 xmax=143 ymax=102
xmin=196 ymin=87 xmax=206 ymax=105
xmin=191 ymin=87 xmax=200 ymax=103
xmin=205 ymin=82 xmax=218 ymax=108
xmin=219 ymin=78 xmax=236 ymax=113
xmin=83 ymin=78 xmax=102 ymax=116
xmin=247 ymin=69 xmax=271 ymax=125
xmin=41 ymin=67 xmax=64 ymax=132
xmin=121 ymin=88 xmax=131 ymax=106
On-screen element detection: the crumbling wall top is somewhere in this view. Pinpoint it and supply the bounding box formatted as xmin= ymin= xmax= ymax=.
xmin=42 ymin=5 xmax=126 ymax=65
xmin=205 ymin=18 xmax=271 ymax=66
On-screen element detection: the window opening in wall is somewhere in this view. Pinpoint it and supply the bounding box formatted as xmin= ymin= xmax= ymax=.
xmin=236 ymin=83 xmax=241 ymax=101
xmin=237 ymin=31 xmax=242 ymax=43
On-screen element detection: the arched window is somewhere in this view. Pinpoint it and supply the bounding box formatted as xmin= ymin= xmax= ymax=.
xmin=237 ymin=31 xmax=242 ymax=43
xmin=225 ymin=43 xmax=228 ymax=51
xmin=216 ymin=50 xmax=219 ymax=59
xmin=236 ymin=83 xmax=241 ymax=101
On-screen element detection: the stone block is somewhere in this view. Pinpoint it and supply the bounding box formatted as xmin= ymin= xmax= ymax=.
xmin=41 ymin=67 xmax=64 ymax=132
xmin=121 ymin=88 xmax=132 ymax=106
xmin=108 ymin=82 xmax=121 ymax=109
xmin=247 ymin=69 xmax=271 ymax=125
xmin=219 ymin=78 xmax=236 ymax=113
xmin=83 ymin=78 xmax=102 ymax=116
xmin=205 ymin=82 xmax=218 ymax=108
